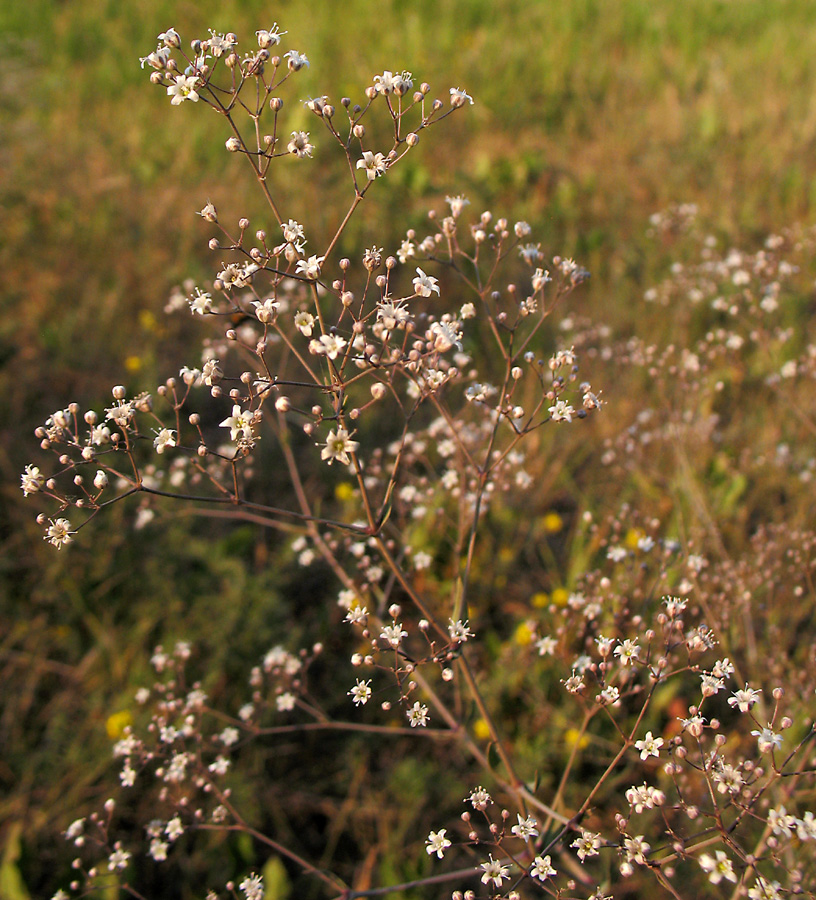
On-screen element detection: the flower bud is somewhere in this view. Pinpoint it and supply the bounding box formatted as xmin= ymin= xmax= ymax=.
xmin=225 ymin=137 xmax=241 ymax=152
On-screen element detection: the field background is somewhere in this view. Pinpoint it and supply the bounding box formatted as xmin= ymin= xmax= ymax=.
xmin=3 ymin=0 xmax=816 ymax=897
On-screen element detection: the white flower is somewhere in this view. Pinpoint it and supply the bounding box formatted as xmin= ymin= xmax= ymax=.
xmin=105 ymin=400 xmax=134 ymax=426
xmin=407 ymin=701 xmax=429 ymax=727
xmin=107 ymin=846 xmax=131 ymax=871
xmin=153 ymin=428 xmax=176 ymax=454
xmin=376 ymin=298 xmax=411 ymax=330
xmin=634 ymin=731 xmax=663 ymax=760
xmin=295 ymin=254 xmax=324 ymax=280
xmin=21 ymin=465 xmax=44 ymax=496
xmin=149 ymin=839 xmax=168 ymax=861
xmin=698 ymin=850 xmax=737 ymax=885
xmin=413 ymin=267 xmax=440 ymax=297
xmin=309 ymin=333 xmax=347 ymax=360
xmin=239 ymin=872 xmax=265 ymax=900
xmin=728 ymin=685 xmax=761 ymax=712
xmin=700 ymin=673 xmax=725 ymax=696
xmin=623 ymin=835 xmax=650 ymax=864
xmin=189 ymin=287 xmax=212 ymax=314
xmin=252 ymin=298 xmax=280 ymax=323
xmin=479 ymin=855 xmax=509 ymax=887
xmin=139 ymin=45 xmax=171 ymax=69
xmin=548 ymin=400 xmax=575 ymax=423
xmin=380 ymin=623 xmax=407 ymax=648
xmin=511 ymin=814 xmax=538 ymax=840
xmin=357 ymin=150 xmax=388 ymax=180
xmin=287 ymin=131 xmax=314 ymax=158
xmin=294 ymin=310 xmax=315 ymax=335
xmin=348 ymin=679 xmax=372 ymax=706
xmin=45 ymin=518 xmax=73 ymax=549
xmin=448 ymin=619 xmax=474 ymax=643
xmin=796 ymin=810 xmax=816 ymax=841
xmin=220 ymin=727 xmax=240 ymax=746
xmin=467 ymin=786 xmax=492 ymax=810
xmin=256 ymin=25 xmax=285 ymax=48
xmin=208 ymin=755 xmax=230 ymax=775
xmin=449 ymin=87 xmax=474 ymax=108
xmin=166 ymin=75 xmax=200 ymax=105
xmin=572 ymin=830 xmax=601 ymax=861
xmin=747 ymin=879 xmax=783 ymax=900
xmin=220 ymin=405 xmax=254 ymax=443
xmin=767 ymin=805 xmax=796 ymax=837
xmin=158 ymin=28 xmax=180 ymax=48
xmin=751 ymin=726 xmax=782 ymax=753
xmin=531 ymin=855 xmax=556 ymax=879
xmin=625 ymin=784 xmax=665 ymax=813
xmin=276 ymin=692 xmax=296 ymax=711
xmin=446 ymin=194 xmax=469 ymax=216
xmin=425 ymin=829 xmax=451 ymax=858
xmin=597 ymin=685 xmax=619 ymax=705
xmin=614 ymin=639 xmax=640 ymax=665
xmin=284 ymin=50 xmax=309 ymax=70
xmin=321 ymin=428 xmax=359 ymax=466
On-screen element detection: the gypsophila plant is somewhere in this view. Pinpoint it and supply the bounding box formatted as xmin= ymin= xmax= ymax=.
xmin=26 ymin=22 xmax=816 ymax=900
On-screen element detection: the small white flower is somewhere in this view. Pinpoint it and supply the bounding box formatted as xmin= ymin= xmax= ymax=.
xmin=45 ymin=518 xmax=73 ymax=549
xmin=747 ymin=879 xmax=783 ymax=900
xmin=321 ymin=428 xmax=359 ymax=466
xmin=309 ymin=333 xmax=347 ymax=359
xmin=467 ymin=786 xmax=492 ymax=810
xmin=380 ymin=623 xmax=407 ymax=648
xmin=284 ymin=50 xmax=309 ymax=70
xmin=287 ymin=131 xmax=314 ymax=158
xmin=252 ymin=298 xmax=280 ymax=323
xmin=149 ymin=839 xmax=168 ymax=861
xmin=153 ymin=428 xmax=176 ymax=454
xmin=166 ymin=74 xmax=200 ymax=105
xmin=728 ymin=685 xmax=761 ymax=712
xmin=348 ymin=679 xmax=372 ymax=706
xmin=357 ymin=150 xmax=388 ymax=181
xmin=107 ymin=846 xmax=131 ymax=871
xmin=220 ymin=405 xmax=254 ymax=443
xmin=21 ymin=465 xmax=44 ymax=496
xmin=548 ymin=400 xmax=575 ymax=423
xmin=614 ymin=639 xmax=640 ymax=666
xmin=479 ymin=855 xmax=509 ymax=887
xmin=425 ymin=829 xmax=451 ymax=858
xmin=189 ymin=287 xmax=212 ymax=314
xmin=139 ymin=45 xmax=171 ymax=69
xmin=698 ymin=850 xmax=737 ymax=885
xmin=256 ymin=24 xmax=285 ymax=48
xmin=448 ymin=619 xmax=474 ymax=643
xmin=572 ymin=830 xmax=601 ymax=861
xmin=449 ymin=87 xmax=474 ymax=108
xmin=294 ymin=310 xmax=315 ymax=335
xmin=511 ymin=814 xmax=538 ymax=840
xmin=623 ymin=835 xmax=650 ymax=865
xmin=751 ymin=726 xmax=782 ymax=753
xmin=407 ymin=701 xmax=429 ymax=727
xmin=413 ymin=267 xmax=440 ymax=297
xmin=295 ymin=254 xmax=324 ymax=279
xmin=634 ymin=731 xmax=664 ymax=760
xmin=531 ymin=855 xmax=556 ymax=879
xmin=239 ymin=872 xmax=265 ymax=900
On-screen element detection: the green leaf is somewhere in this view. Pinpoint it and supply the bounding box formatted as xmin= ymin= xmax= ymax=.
xmin=261 ymin=857 xmax=291 ymax=900
xmin=0 ymin=823 xmax=31 ymax=900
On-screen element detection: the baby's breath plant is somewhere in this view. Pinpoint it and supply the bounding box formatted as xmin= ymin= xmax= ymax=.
xmin=26 ymin=21 xmax=816 ymax=900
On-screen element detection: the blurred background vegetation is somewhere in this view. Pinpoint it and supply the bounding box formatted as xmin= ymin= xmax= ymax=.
xmin=3 ymin=0 xmax=816 ymax=897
